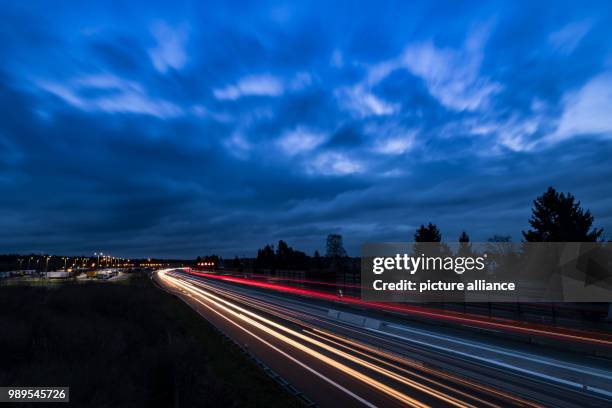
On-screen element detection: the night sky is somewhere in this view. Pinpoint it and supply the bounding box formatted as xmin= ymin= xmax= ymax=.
xmin=1 ymin=1 xmax=611 ymax=258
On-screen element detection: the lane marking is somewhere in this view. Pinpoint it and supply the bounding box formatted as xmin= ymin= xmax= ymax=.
xmin=368 ymin=328 xmax=612 ymax=398
xmin=159 ymin=271 xmax=387 ymax=408
xmin=168 ymin=274 xmax=430 ymax=407
xmin=386 ymin=323 xmax=612 ymax=380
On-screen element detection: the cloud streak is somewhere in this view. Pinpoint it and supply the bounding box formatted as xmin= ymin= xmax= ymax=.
xmin=214 ymin=74 xmax=285 ymax=100
xmin=0 ymin=1 xmax=611 ymax=257
xmin=149 ymin=22 xmax=189 ymax=73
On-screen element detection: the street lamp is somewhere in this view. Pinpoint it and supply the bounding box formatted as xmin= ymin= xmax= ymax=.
xmin=94 ymin=252 xmax=103 ymax=269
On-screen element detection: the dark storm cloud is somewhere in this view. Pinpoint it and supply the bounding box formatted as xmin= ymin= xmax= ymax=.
xmin=1 ymin=0 xmax=611 ymax=257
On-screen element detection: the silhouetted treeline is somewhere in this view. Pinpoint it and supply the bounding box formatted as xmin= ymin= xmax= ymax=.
xmin=254 ymin=240 xmax=314 ymax=271
xmin=249 ymin=235 xmax=354 ymax=279
xmin=4 ymin=187 xmax=606 ymax=275
xmin=412 ymin=186 xmax=605 ymax=244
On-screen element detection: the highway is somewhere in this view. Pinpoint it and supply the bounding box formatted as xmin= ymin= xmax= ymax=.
xmin=155 ymin=269 xmax=612 ymax=408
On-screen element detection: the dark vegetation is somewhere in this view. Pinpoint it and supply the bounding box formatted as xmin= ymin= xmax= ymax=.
xmin=401 ymin=187 xmax=610 ymax=325
xmin=523 ymin=187 xmax=604 ymax=242
xmin=190 ymin=187 xmax=607 ymax=286
xmin=0 ymin=275 xmax=299 ymax=408
xmin=245 ymin=186 xmax=606 ymax=274
xmin=229 ymin=187 xmax=609 ymax=325
xmin=247 ymin=234 xmax=351 ymax=276
xmin=3 ymin=187 xmax=606 ymax=275
xmin=412 ymin=187 xmax=604 ymax=244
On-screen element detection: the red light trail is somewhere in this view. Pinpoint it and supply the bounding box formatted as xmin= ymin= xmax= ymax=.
xmin=186 ymin=269 xmax=612 ymax=347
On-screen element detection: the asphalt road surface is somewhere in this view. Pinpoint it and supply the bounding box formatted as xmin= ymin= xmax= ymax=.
xmin=154 ymin=269 xmax=612 ymax=408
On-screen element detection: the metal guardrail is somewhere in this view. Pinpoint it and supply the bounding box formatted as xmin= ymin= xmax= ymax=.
xmin=222 ymin=332 xmax=318 ymax=407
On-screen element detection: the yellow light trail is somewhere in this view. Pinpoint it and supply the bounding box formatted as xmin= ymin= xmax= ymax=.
xmin=178 ymin=273 xmax=539 ymax=407
xmin=160 ymin=270 xmax=430 ymax=407
xmin=308 ymin=329 xmax=542 ymax=407
xmin=174 ymin=276 xmax=469 ymax=407
xmin=163 ymin=271 xmax=513 ymax=407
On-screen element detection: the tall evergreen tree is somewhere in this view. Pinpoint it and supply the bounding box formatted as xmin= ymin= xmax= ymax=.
xmin=523 ymin=187 xmax=603 ymax=242
xmin=326 ymin=234 xmax=347 ymax=258
xmin=458 ymin=231 xmax=472 ymax=257
xmin=414 ymin=223 xmax=442 ymax=242
xmin=276 ymin=240 xmax=290 ymax=268
xmin=414 ymin=223 xmax=445 ymax=256
xmin=255 ymin=244 xmax=276 ymax=270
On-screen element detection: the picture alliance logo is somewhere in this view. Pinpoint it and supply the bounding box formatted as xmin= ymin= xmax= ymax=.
xmin=371 ymin=253 xmax=488 ymax=275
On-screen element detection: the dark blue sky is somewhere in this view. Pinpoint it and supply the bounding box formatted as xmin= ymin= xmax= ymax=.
xmin=1 ymin=1 xmax=611 ymax=258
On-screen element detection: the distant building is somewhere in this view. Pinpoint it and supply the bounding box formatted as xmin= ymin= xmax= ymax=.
xmin=46 ymin=271 xmax=71 ymax=279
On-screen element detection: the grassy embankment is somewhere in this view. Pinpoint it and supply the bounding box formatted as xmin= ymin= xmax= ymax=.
xmin=0 ymin=274 xmax=300 ymax=407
